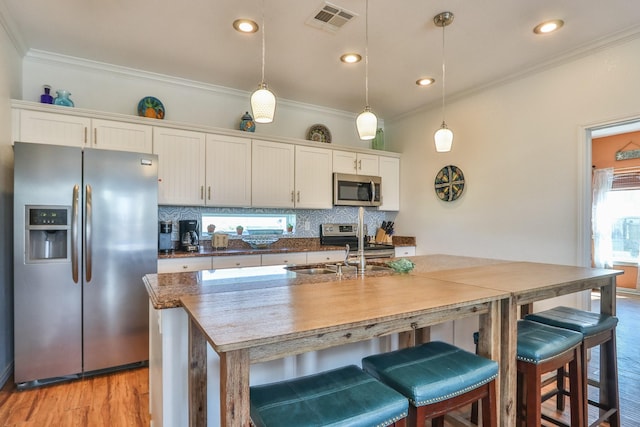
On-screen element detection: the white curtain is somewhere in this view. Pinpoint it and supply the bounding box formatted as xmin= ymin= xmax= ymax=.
xmin=592 ymin=168 xmax=614 ymax=268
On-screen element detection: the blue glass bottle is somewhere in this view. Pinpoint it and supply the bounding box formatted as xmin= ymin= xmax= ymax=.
xmin=54 ymin=90 xmax=74 ymax=107
xmin=40 ymin=85 xmax=53 ymax=104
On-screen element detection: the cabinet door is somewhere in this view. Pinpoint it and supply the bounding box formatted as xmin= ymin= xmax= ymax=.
xmin=17 ymin=109 xmax=90 ymax=147
xmin=157 ymin=257 xmax=212 ymax=273
xmin=211 ymin=255 xmax=262 ymax=269
xmin=357 ymin=153 xmax=379 ymax=176
xmin=394 ymin=247 xmax=416 ymax=257
xmin=306 ymin=250 xmax=346 ymax=264
xmin=261 ymin=252 xmax=307 ymax=266
xmin=332 ymin=150 xmax=357 ymax=174
xmin=251 ymin=140 xmax=295 ymax=208
xmin=92 ymin=119 xmax=153 ymax=153
xmin=153 ymin=127 xmax=206 ymax=205
xmin=378 ymin=156 xmax=400 ymax=211
xmin=294 ymin=145 xmax=333 ymax=209
xmin=205 ymin=134 xmax=251 ymax=207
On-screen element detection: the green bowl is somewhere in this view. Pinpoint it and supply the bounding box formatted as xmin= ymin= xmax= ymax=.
xmin=386 ymin=258 xmax=415 ymax=273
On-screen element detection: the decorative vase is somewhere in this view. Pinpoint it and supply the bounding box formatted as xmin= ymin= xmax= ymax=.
xmin=239 ymin=112 xmax=256 ymax=132
xmin=54 ymin=90 xmax=74 ymax=107
xmin=40 ymin=85 xmax=53 ymax=104
xmin=372 ymin=128 xmax=384 ymax=150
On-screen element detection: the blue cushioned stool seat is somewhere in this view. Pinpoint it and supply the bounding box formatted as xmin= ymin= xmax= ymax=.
xmin=517 ymin=319 xmax=583 ymax=364
xmin=249 ymin=365 xmax=408 ymax=427
xmin=362 ymin=341 xmax=498 ymax=407
xmin=524 ymin=305 xmax=618 ymax=337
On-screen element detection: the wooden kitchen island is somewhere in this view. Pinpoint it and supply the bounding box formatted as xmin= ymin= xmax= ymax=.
xmin=147 ymin=255 xmax=621 ymax=427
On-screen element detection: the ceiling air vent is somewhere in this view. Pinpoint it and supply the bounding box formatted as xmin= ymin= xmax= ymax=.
xmin=306 ymin=2 xmax=357 ymax=33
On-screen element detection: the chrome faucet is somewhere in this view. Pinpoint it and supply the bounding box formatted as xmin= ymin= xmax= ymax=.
xmin=343 ymin=207 xmax=367 ymax=275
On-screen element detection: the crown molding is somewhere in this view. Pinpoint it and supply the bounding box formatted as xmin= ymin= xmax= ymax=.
xmin=0 ymin=2 xmax=26 ymax=55
xmin=24 ymin=49 xmax=365 ymax=122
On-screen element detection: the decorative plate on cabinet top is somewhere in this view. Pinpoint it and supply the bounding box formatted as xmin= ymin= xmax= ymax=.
xmin=434 ymin=165 xmax=465 ymax=202
xmin=307 ymin=124 xmax=331 ymax=143
xmin=137 ymin=96 xmax=165 ymax=119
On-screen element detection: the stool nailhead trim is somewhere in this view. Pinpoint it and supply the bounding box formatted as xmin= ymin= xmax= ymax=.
xmin=411 ymin=373 xmax=498 ymax=407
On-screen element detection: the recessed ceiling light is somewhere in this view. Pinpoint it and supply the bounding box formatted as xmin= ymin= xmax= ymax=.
xmin=416 ymin=77 xmax=435 ymax=87
xmin=233 ymin=19 xmax=259 ymax=33
xmin=340 ymin=53 xmax=362 ymax=64
xmin=533 ymin=19 xmax=564 ymax=35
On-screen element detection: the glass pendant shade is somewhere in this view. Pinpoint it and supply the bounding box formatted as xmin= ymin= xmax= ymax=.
xmin=250 ymin=83 xmax=276 ymax=123
xmin=356 ymin=107 xmax=377 ymax=140
xmin=434 ymin=122 xmax=453 ymax=152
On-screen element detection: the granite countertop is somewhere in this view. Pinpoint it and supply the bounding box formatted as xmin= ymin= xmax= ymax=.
xmin=158 ymin=236 xmax=416 ymax=259
xmin=144 ymin=253 xmax=506 ymax=310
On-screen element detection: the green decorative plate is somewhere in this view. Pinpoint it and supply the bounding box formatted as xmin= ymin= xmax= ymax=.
xmin=434 ymin=165 xmax=465 ymax=202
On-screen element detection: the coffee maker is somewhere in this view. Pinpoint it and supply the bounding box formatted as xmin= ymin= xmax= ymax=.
xmin=179 ymin=220 xmax=199 ymax=252
xmin=158 ymin=221 xmax=173 ymax=252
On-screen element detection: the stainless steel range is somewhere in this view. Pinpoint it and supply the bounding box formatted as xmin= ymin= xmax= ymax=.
xmin=320 ymin=223 xmax=395 ymax=258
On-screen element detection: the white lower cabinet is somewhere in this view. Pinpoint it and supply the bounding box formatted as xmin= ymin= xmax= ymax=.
xmin=157 ymin=257 xmax=212 ymax=273
xmin=261 ymin=252 xmax=307 ymax=266
xmin=394 ymin=246 xmax=416 ymax=257
xmin=211 ymin=254 xmax=262 ymax=269
xmin=306 ymin=250 xmax=345 ymax=264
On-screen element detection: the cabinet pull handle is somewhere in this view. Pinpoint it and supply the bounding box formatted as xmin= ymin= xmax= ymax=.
xmin=200 ymin=186 xmax=204 ymax=200
xmin=182 ymin=265 xmax=188 ymax=269
xmin=291 ymin=191 xmax=295 ymax=202
xmin=297 ymin=191 xmax=300 ymax=202
xmin=358 ymin=159 xmax=362 ymax=170
xmin=94 ymin=128 xmax=97 ymax=145
xmin=208 ymin=186 xmax=211 ymax=200
xmin=353 ymin=159 xmax=357 ymax=171
xmin=84 ymin=127 xmax=88 ymax=144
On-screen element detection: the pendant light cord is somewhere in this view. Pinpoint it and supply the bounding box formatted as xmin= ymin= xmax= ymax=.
xmin=441 ymin=23 xmax=446 ymax=123
xmin=364 ymin=0 xmax=370 ymax=107
xmin=260 ymin=0 xmax=266 ymax=84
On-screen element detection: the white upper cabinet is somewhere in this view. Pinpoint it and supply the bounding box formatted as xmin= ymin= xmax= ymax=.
xmin=91 ymin=119 xmax=153 ymax=153
xmin=378 ymin=156 xmax=400 ymax=211
xmin=153 ymin=127 xmax=206 ymax=205
xmin=15 ymin=110 xmax=152 ymax=153
xmin=205 ymin=134 xmax=251 ymax=207
xmin=15 ymin=109 xmax=90 ymax=147
xmin=251 ymin=140 xmax=295 ymax=208
xmin=332 ymin=150 xmax=379 ymax=176
xmin=294 ymin=145 xmax=333 ymax=209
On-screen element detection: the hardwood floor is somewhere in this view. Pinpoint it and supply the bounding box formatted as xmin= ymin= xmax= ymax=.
xmin=0 ymin=367 xmax=149 ymax=427
xmin=0 ymin=291 xmax=638 ymax=426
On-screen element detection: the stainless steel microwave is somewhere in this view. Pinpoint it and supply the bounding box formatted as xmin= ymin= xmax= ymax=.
xmin=333 ymin=173 xmax=381 ymax=206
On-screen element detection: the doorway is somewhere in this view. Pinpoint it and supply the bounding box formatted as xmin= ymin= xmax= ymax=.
xmin=586 ymin=118 xmax=640 ymax=295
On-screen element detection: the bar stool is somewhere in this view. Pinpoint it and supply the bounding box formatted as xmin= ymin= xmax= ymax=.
xmin=249 ymin=364 xmax=409 ymax=427
xmin=516 ymin=319 xmax=584 ymax=427
xmin=525 ymin=305 xmax=620 ymax=427
xmin=361 ymin=341 xmax=498 ymax=427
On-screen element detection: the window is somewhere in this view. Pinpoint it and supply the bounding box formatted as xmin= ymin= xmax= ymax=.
xmin=609 ymin=189 xmax=640 ymax=262
xmin=201 ymin=213 xmax=295 ymax=236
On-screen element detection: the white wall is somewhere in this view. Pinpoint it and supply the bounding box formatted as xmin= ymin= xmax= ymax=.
xmin=0 ymin=17 xmax=22 ymax=387
xmin=387 ymin=36 xmax=640 ymax=267
xmin=21 ymin=51 xmax=381 ymax=151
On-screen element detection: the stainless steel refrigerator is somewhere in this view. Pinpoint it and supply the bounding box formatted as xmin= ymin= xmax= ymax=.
xmin=13 ymin=142 xmax=158 ymax=388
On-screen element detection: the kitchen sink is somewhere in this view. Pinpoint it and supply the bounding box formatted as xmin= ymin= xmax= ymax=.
xmin=285 ymin=263 xmax=393 ymax=275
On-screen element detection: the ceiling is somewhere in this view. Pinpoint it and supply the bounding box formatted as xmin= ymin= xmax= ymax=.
xmin=2 ymin=0 xmax=640 ymax=120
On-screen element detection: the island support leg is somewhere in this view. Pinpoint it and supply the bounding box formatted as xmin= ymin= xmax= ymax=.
xmin=188 ymin=319 xmax=207 ymax=427
xmin=220 ymin=348 xmax=251 ymax=426
xmin=478 ymin=300 xmax=503 ymax=426
xmin=500 ymin=296 xmax=517 ymax=427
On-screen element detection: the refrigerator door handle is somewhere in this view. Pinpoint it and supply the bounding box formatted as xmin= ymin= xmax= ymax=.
xmin=71 ymin=184 xmax=80 ymax=283
xmin=85 ymin=184 xmax=93 ymax=282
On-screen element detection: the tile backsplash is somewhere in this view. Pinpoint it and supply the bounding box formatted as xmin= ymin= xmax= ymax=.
xmin=158 ymin=206 xmax=397 ymax=241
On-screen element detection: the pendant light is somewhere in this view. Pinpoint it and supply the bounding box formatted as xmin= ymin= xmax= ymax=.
xmin=250 ymin=0 xmax=276 ymax=123
xmin=356 ymin=0 xmax=377 ymax=140
xmin=433 ymin=12 xmax=454 ymax=152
